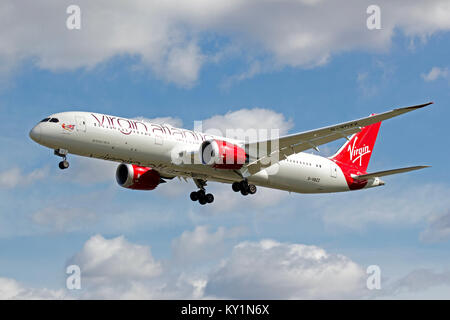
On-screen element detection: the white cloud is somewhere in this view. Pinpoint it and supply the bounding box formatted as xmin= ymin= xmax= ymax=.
xmin=0 ymin=167 xmax=48 ymax=189
xmin=0 ymin=277 xmax=65 ymax=300
xmin=70 ymin=234 xmax=368 ymax=299
xmin=421 ymin=66 xmax=449 ymax=82
xmin=67 ymin=234 xmax=204 ymax=299
xmin=161 ymin=43 xmax=205 ymax=87
xmin=6 ymin=229 xmax=450 ymax=299
xmin=69 ymin=235 xmax=162 ymax=283
xmin=0 ymin=277 xmax=23 ymax=299
xmin=205 ymin=240 xmax=366 ymax=299
xmin=171 ymin=225 xmax=245 ymax=263
xmin=0 ymin=1 xmax=205 ymax=87
xmin=200 ymin=108 xmax=294 ymax=137
xmin=0 ymin=230 xmax=362 ymax=299
xmin=391 ymin=1 xmax=450 ymax=37
xmin=1 ymin=1 xmax=450 ymax=86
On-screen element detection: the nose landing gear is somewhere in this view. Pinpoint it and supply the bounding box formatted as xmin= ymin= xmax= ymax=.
xmin=58 ymin=160 xmax=69 ymax=170
xmin=54 ymin=149 xmax=69 ymax=170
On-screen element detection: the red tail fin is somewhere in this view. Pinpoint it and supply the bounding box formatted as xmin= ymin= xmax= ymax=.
xmin=330 ymin=121 xmax=381 ymax=173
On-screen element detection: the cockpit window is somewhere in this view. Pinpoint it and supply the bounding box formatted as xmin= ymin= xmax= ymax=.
xmin=40 ymin=118 xmax=50 ymax=122
xmin=49 ymin=118 xmax=59 ymax=123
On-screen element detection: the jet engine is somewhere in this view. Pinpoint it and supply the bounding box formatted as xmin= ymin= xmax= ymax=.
xmin=116 ymin=163 xmax=162 ymax=190
xmin=200 ymin=139 xmax=247 ymax=169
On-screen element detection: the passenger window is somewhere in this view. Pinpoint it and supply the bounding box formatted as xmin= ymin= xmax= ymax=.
xmin=49 ymin=118 xmax=59 ymax=123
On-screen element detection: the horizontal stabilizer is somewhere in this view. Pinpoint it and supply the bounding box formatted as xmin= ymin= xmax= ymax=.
xmin=352 ymin=165 xmax=430 ymax=180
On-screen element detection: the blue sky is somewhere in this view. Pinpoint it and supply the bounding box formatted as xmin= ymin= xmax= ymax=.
xmin=0 ymin=0 xmax=450 ymax=299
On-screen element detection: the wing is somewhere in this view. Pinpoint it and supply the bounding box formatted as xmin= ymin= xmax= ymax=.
xmin=351 ymin=165 xmax=430 ymax=180
xmin=242 ymin=102 xmax=433 ymax=176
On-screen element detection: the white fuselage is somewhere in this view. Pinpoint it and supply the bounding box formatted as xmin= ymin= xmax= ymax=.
xmin=29 ymin=111 xmax=382 ymax=193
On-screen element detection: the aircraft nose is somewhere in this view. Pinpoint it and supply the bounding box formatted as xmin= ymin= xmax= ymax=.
xmin=29 ymin=125 xmax=41 ymax=143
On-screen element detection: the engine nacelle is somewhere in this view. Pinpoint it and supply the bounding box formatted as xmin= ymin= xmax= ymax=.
xmin=116 ymin=163 xmax=161 ymax=190
xmin=201 ymin=139 xmax=247 ymax=169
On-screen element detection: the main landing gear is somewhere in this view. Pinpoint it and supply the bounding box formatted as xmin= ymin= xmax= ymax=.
xmin=54 ymin=149 xmax=69 ymax=170
xmin=190 ymin=178 xmax=214 ymax=205
xmin=190 ymin=189 xmax=214 ymax=205
xmin=232 ymin=180 xmax=257 ymax=196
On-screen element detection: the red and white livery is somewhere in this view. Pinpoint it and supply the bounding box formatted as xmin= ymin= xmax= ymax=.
xmin=29 ymin=102 xmax=432 ymax=205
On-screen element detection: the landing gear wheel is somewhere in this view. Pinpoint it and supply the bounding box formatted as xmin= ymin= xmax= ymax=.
xmin=58 ymin=160 xmax=69 ymax=170
xmin=190 ymin=189 xmax=212 ymax=204
xmin=240 ymin=180 xmax=249 ymax=191
xmin=197 ymin=189 xmax=205 ymax=198
xmin=205 ymin=193 xmax=214 ymax=203
xmin=236 ymin=180 xmax=256 ymax=196
xmin=55 ymin=149 xmax=69 ymax=170
xmin=190 ymin=191 xmax=199 ymax=201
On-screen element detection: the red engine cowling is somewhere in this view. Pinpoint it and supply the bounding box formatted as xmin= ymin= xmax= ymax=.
xmin=116 ymin=164 xmax=161 ymax=190
xmin=201 ymin=139 xmax=247 ymax=169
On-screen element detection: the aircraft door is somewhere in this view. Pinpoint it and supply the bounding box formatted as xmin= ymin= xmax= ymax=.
xmin=330 ymin=162 xmax=337 ymax=178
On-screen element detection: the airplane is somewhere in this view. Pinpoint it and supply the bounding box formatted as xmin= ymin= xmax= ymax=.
xmin=29 ymin=102 xmax=432 ymax=205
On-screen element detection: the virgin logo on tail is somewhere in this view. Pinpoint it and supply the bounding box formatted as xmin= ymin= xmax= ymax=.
xmin=347 ymin=137 xmax=371 ymax=166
